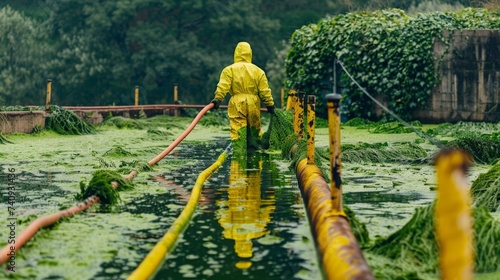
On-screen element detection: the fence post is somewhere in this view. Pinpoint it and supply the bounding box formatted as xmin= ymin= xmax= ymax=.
xmin=45 ymin=79 xmax=52 ymax=110
xmin=280 ymin=87 xmax=284 ymax=109
xmin=294 ymin=91 xmax=305 ymax=140
xmin=306 ymin=95 xmax=316 ymax=165
xmin=134 ymin=85 xmax=139 ymax=106
xmin=286 ymin=89 xmax=296 ymax=111
xmin=326 ymin=93 xmax=343 ymax=211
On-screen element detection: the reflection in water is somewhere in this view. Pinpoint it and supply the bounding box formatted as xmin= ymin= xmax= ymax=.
xmin=217 ymin=153 xmax=276 ymax=269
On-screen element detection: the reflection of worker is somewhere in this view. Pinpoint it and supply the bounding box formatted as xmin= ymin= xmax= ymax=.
xmin=210 ymin=42 xmax=275 ymax=151
xmin=217 ymin=154 xmax=275 ymax=269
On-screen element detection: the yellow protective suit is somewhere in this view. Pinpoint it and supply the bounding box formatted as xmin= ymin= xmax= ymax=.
xmin=214 ymin=42 xmax=275 ymax=144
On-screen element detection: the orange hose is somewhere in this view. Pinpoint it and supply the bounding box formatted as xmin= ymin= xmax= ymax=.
xmin=147 ymin=103 xmax=213 ymax=166
xmin=0 ymin=104 xmax=214 ymax=266
xmin=0 ymin=195 xmax=100 ymax=265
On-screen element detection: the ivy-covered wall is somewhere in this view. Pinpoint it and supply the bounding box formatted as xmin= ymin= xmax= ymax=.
xmin=285 ymin=8 xmax=500 ymax=121
xmin=414 ymin=30 xmax=500 ymax=123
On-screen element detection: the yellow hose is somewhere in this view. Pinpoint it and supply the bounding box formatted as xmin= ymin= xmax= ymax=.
xmin=128 ymin=150 xmax=229 ymax=280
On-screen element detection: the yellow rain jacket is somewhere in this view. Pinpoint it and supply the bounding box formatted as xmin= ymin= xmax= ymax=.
xmin=214 ymin=42 xmax=275 ymax=141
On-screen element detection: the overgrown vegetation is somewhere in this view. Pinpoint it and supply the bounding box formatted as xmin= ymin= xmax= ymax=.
xmin=100 ymin=115 xmax=185 ymax=130
xmin=199 ymin=110 xmax=229 ymax=127
xmin=262 ymin=109 xmax=294 ymax=150
xmin=369 ymin=203 xmax=500 ymax=274
xmin=0 ymin=133 xmax=12 ymax=144
xmin=471 ymin=164 xmax=500 ymax=212
xmin=76 ymin=170 xmax=134 ymax=205
xmin=45 ymin=106 xmax=95 ymax=135
xmin=285 ymin=8 xmax=500 ymax=119
xmin=446 ymin=137 xmax=500 ymax=165
xmin=342 ymin=142 xmax=429 ymax=163
xmin=103 ymin=147 xmax=135 ymax=157
xmin=426 ymin=121 xmax=500 ymax=138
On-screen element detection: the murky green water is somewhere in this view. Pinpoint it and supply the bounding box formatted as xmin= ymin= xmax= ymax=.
xmin=0 ymin=125 xmax=321 ymax=279
xmin=0 ymin=119 xmax=498 ymax=279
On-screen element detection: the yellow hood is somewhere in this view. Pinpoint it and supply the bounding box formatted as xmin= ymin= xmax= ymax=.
xmin=234 ymin=42 xmax=252 ymax=63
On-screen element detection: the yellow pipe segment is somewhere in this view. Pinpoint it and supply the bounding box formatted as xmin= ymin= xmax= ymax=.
xmin=128 ymin=151 xmax=229 ymax=280
xmin=435 ymin=149 xmax=474 ymax=280
xmin=296 ymin=159 xmax=373 ymax=280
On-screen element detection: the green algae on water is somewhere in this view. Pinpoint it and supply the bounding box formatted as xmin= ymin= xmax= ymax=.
xmin=76 ymin=170 xmax=134 ymax=205
xmin=118 ymin=160 xmax=152 ymax=173
xmin=344 ymin=206 xmax=370 ymax=246
xmin=471 ymin=163 xmax=500 ymax=212
xmin=199 ymin=110 xmax=228 ymax=127
xmin=0 ymin=133 xmax=12 ymax=144
xmin=103 ymin=146 xmax=135 ymax=157
xmin=447 ymin=137 xmax=500 ymax=165
xmin=45 ymin=106 xmax=95 ymax=135
xmin=369 ymin=202 xmax=500 ymax=274
xmin=100 ymin=116 xmax=146 ymax=129
xmin=262 ymin=109 xmax=293 ymax=150
xmin=342 ymin=142 xmax=429 ymax=164
xmin=369 ymin=121 xmax=422 ymax=134
xmin=426 ymin=122 xmax=500 ymax=138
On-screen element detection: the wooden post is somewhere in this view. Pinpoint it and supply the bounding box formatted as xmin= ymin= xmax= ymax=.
xmin=173 ymin=83 xmax=179 ymax=116
xmin=174 ymin=83 xmax=178 ymax=103
xmin=134 ymin=85 xmax=139 ymax=106
xmin=306 ymin=95 xmax=316 ymax=165
xmin=293 ymin=91 xmax=304 ymax=140
xmin=45 ymin=79 xmax=52 ymax=110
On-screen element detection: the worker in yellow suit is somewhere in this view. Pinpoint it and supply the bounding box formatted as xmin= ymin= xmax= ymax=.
xmin=210 ymin=42 xmax=275 ymax=151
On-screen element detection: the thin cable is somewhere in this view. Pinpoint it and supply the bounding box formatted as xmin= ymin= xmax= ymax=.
xmin=337 ymin=60 xmax=444 ymax=148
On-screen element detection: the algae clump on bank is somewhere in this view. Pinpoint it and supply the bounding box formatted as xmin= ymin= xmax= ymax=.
xmin=471 ymin=163 xmax=500 ymax=212
xmin=369 ymin=203 xmax=500 ymax=275
xmin=76 ymin=170 xmax=134 ymax=205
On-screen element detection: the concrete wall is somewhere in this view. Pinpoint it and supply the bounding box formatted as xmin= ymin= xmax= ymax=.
xmin=0 ymin=111 xmax=46 ymax=134
xmin=414 ymin=30 xmax=500 ymax=123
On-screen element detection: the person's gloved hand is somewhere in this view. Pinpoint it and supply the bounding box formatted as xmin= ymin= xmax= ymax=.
xmin=210 ymin=99 xmax=221 ymax=110
xmin=266 ymin=105 xmax=275 ymax=114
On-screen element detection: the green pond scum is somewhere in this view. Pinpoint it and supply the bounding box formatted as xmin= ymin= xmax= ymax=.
xmin=76 ymin=170 xmax=135 ymax=205
xmin=471 ymin=163 xmax=500 ymax=212
xmin=0 ymin=112 xmax=499 ymax=279
xmin=45 ymin=106 xmax=95 ymax=135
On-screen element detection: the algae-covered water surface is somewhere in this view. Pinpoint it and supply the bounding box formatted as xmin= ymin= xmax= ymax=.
xmin=0 ymin=114 xmax=499 ymax=279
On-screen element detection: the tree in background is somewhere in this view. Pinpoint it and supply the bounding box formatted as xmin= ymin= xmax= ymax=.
xmin=44 ymin=0 xmax=280 ymax=106
xmin=0 ymin=6 xmax=51 ymax=105
xmin=0 ymin=0 xmax=495 ymax=106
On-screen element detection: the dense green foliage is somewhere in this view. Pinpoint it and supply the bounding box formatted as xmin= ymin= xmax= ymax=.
xmin=285 ymin=8 xmax=500 ymax=119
